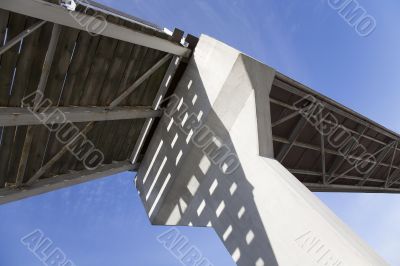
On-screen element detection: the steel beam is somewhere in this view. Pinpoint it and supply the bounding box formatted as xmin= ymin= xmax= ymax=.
xmin=0 ymin=0 xmax=191 ymax=57
xmin=109 ymin=54 xmax=173 ymax=108
xmin=0 ymin=106 xmax=162 ymax=127
xmin=15 ymin=24 xmax=61 ymax=187
xmin=274 ymin=73 xmax=399 ymax=142
xmin=272 ymin=111 xmax=300 ymax=127
xmin=290 ymin=169 xmax=400 ymax=186
xmin=26 ymin=122 xmax=95 ymax=186
xmin=358 ymin=141 xmax=396 ymax=186
xmin=276 ymin=117 xmax=307 ymax=162
xmin=0 ymin=20 xmax=46 ymax=56
xmin=26 ymin=53 xmax=167 ymax=185
xmin=0 ymin=162 xmax=136 ymax=205
xmin=320 ymin=120 xmax=327 ymax=184
xmin=305 ymin=183 xmax=400 ymax=193
xmin=273 ymin=136 xmax=399 ymax=171
xmin=385 ymin=141 xmax=399 ymax=187
xmin=272 ymin=97 xmax=400 ymax=154
xmin=387 ymin=168 xmax=400 ymax=188
xmin=130 ymin=56 xmax=181 ymax=164
xmin=270 ymin=98 xmax=294 ymax=110
xmin=326 ymin=125 xmax=368 ymax=184
xmin=78 ymin=0 xmax=163 ymax=31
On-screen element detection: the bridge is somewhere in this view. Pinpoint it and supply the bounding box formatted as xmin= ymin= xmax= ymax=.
xmin=0 ymin=1 xmax=396 ymax=265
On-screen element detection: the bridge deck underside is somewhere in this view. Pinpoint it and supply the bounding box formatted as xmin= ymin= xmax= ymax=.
xmin=0 ymin=0 xmax=399 ymax=205
xmin=0 ymin=5 xmax=176 ymax=193
xmin=271 ymin=73 xmax=400 ymax=193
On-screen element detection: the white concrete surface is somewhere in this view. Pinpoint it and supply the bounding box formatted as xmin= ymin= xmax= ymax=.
xmin=136 ymin=35 xmax=388 ymax=266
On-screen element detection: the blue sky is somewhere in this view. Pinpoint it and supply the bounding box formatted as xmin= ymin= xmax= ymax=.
xmin=1 ymin=0 xmax=400 ymax=265
xmin=0 ymin=172 xmax=234 ymax=266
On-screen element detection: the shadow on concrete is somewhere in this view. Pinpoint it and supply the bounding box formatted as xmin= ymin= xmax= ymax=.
xmin=136 ymin=55 xmax=279 ymax=266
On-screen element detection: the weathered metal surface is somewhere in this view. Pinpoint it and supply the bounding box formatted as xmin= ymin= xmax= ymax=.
xmin=0 ymin=4 xmax=180 ymax=193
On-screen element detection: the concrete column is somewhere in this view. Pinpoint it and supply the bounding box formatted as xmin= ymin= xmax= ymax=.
xmin=136 ymin=35 xmax=387 ymax=266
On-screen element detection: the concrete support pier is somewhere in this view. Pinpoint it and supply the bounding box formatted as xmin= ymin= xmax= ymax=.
xmin=136 ymin=35 xmax=387 ymax=266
